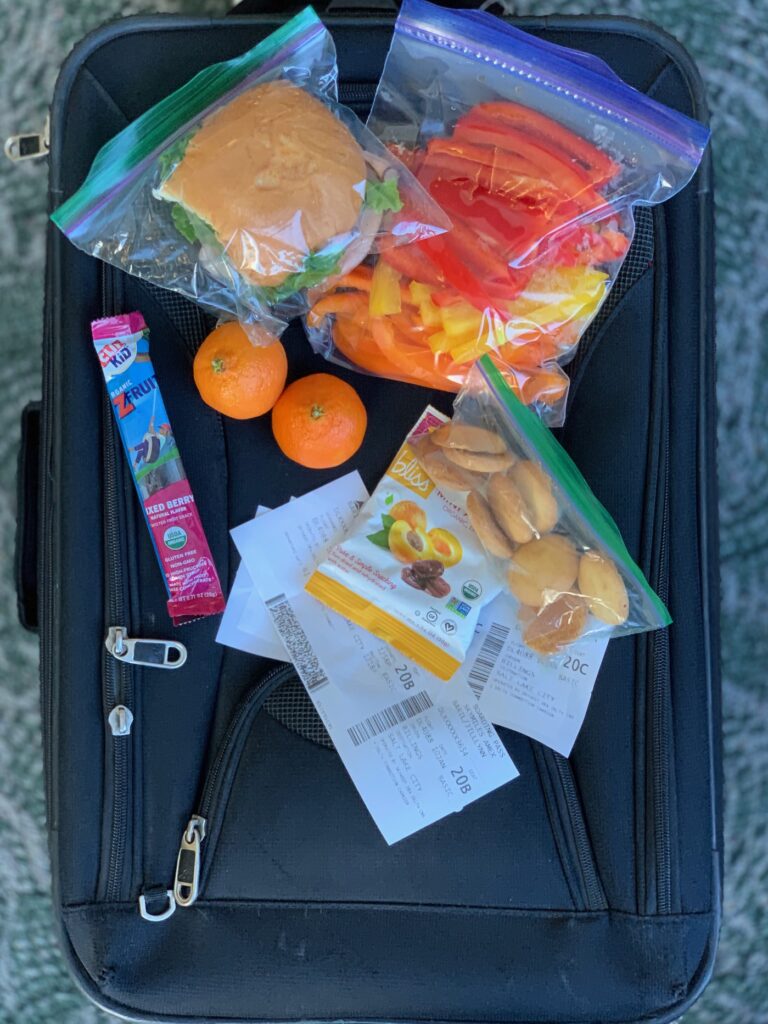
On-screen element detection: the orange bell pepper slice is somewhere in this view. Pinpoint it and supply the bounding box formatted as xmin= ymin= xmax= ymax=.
xmin=370 ymin=318 xmax=459 ymax=392
xmin=520 ymin=366 xmax=570 ymax=407
xmin=308 ymin=291 xmax=368 ymax=326
xmin=336 ymin=267 xmax=374 ymax=291
xmin=498 ymin=334 xmax=561 ymax=370
xmin=332 ymin=317 xmax=407 ymax=381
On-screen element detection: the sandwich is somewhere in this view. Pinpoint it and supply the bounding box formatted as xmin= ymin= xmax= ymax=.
xmin=155 ymin=80 xmax=403 ymax=301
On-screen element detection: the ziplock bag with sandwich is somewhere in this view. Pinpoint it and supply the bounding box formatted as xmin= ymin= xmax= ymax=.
xmin=51 ymin=6 xmax=446 ymax=338
xmin=304 ymin=0 xmax=709 ymax=422
xmin=306 ymin=355 xmax=670 ymax=680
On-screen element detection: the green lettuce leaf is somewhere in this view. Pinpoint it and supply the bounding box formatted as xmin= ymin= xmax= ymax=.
xmin=259 ymin=250 xmax=342 ymax=303
xmin=157 ymin=132 xmax=193 ymax=184
xmin=365 ymin=178 xmax=403 ymax=214
xmin=170 ymin=204 xmax=219 ymax=249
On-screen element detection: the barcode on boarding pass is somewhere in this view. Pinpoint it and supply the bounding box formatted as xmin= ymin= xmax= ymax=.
xmin=347 ymin=691 xmax=434 ymax=747
xmin=266 ymin=595 xmax=329 ymax=691
xmin=467 ymin=623 xmax=510 ymax=697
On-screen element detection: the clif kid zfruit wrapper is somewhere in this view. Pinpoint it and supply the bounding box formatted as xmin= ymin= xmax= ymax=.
xmin=305 ymin=407 xmax=503 ymax=679
xmin=92 ymin=312 xmax=225 ymax=625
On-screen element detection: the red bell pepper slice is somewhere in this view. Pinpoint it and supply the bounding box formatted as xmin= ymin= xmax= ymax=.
xmin=419 ymin=151 xmax=561 ymax=212
xmin=424 ymin=137 xmax=549 ymax=185
xmin=454 ymin=118 xmax=606 ymax=208
xmin=379 ymin=244 xmax=445 ymax=289
xmin=465 ymin=101 xmax=619 ymax=180
xmin=550 ymin=222 xmax=631 ymax=266
xmin=430 ymin=289 xmax=464 ymax=309
xmin=419 ymin=233 xmax=531 ymax=308
xmin=427 ymin=177 xmax=552 ymax=263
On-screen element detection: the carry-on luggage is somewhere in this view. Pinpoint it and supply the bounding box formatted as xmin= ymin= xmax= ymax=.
xmin=16 ymin=3 xmax=721 ymax=1021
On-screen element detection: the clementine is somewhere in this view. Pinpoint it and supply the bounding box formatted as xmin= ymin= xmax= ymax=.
xmin=193 ymin=321 xmax=287 ymax=419
xmin=272 ymin=373 xmax=367 ymax=469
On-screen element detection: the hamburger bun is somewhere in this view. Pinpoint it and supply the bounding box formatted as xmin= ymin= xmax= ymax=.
xmin=160 ymin=81 xmax=367 ymax=287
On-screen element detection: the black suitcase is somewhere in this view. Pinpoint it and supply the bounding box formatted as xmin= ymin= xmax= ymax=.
xmin=17 ymin=3 xmax=721 ymax=1022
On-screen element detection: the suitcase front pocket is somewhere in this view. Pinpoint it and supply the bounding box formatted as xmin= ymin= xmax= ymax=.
xmin=149 ymin=670 xmax=607 ymax=918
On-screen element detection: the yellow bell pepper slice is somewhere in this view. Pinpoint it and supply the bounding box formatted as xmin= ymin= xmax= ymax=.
xmin=369 ymin=261 xmax=402 ymax=317
xmin=517 ymin=266 xmax=608 ymax=308
xmin=449 ymin=336 xmax=492 ymax=365
xmin=409 ymin=281 xmax=434 ymax=305
xmin=427 ymin=331 xmax=454 ymax=355
xmin=419 ymin=299 xmax=442 ymax=329
xmin=441 ymin=301 xmax=483 ymax=338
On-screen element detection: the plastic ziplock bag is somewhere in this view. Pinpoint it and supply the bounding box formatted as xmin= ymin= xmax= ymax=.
xmin=303 ymin=0 xmax=709 ymax=421
xmin=416 ymin=355 xmax=671 ymax=656
xmin=51 ymin=6 xmax=446 ymax=339
xmin=306 ymin=353 xmax=670 ymax=679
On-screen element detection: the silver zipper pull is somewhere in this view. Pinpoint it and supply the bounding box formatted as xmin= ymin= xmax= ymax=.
xmin=174 ymin=816 xmax=206 ymax=908
xmin=105 ymin=626 xmax=187 ymax=669
xmin=108 ymin=704 xmax=134 ymax=737
xmin=5 ymin=115 xmax=49 ymax=162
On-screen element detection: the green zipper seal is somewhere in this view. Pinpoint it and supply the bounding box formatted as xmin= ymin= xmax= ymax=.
xmin=479 ymin=355 xmax=671 ymax=626
xmin=52 ymin=6 xmax=321 ymax=232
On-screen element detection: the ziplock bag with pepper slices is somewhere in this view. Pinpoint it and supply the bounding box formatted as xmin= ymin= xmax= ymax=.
xmin=304 ymin=0 xmax=709 ymax=422
xmin=306 ymin=354 xmax=670 ymax=680
xmin=51 ymin=6 xmax=447 ymax=339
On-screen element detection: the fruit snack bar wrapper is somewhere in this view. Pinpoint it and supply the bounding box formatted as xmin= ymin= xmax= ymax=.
xmin=92 ymin=312 xmax=225 ymax=625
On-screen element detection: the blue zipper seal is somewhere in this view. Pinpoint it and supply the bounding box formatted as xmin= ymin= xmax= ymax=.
xmin=395 ymin=0 xmax=710 ymax=164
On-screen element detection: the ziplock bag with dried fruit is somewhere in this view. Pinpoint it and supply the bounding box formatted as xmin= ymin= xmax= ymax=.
xmin=304 ymin=0 xmax=709 ymax=421
xmin=306 ymin=354 xmax=670 ymax=679
xmin=51 ymin=6 xmax=446 ymax=340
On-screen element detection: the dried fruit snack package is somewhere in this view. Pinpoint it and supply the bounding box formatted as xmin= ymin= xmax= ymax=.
xmin=306 ymin=407 xmax=504 ymax=680
xmin=426 ymin=356 xmax=670 ymax=656
xmin=304 ymin=0 xmax=709 ymax=424
xmin=52 ymin=8 xmax=446 ymax=340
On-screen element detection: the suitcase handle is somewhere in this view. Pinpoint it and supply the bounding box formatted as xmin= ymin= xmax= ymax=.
xmin=228 ymin=0 xmax=484 ymax=15
xmin=16 ymin=402 xmax=41 ymax=632
xmin=229 ymin=0 xmax=399 ymax=13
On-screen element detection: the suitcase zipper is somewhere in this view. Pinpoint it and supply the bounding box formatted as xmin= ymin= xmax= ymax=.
xmin=101 ymin=351 xmax=134 ymax=902
xmin=339 ymin=81 xmax=377 ymax=110
xmin=650 ymin=420 xmax=672 ymax=913
xmin=105 ymin=626 xmax=187 ymax=669
xmin=552 ymin=752 xmax=607 ymax=911
xmin=172 ymin=665 xmax=297 ymax=909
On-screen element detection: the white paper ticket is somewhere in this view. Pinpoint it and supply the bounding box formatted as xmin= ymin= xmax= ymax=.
xmin=456 ymin=592 xmax=609 ymax=757
xmin=231 ymin=473 xmax=518 ymax=845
